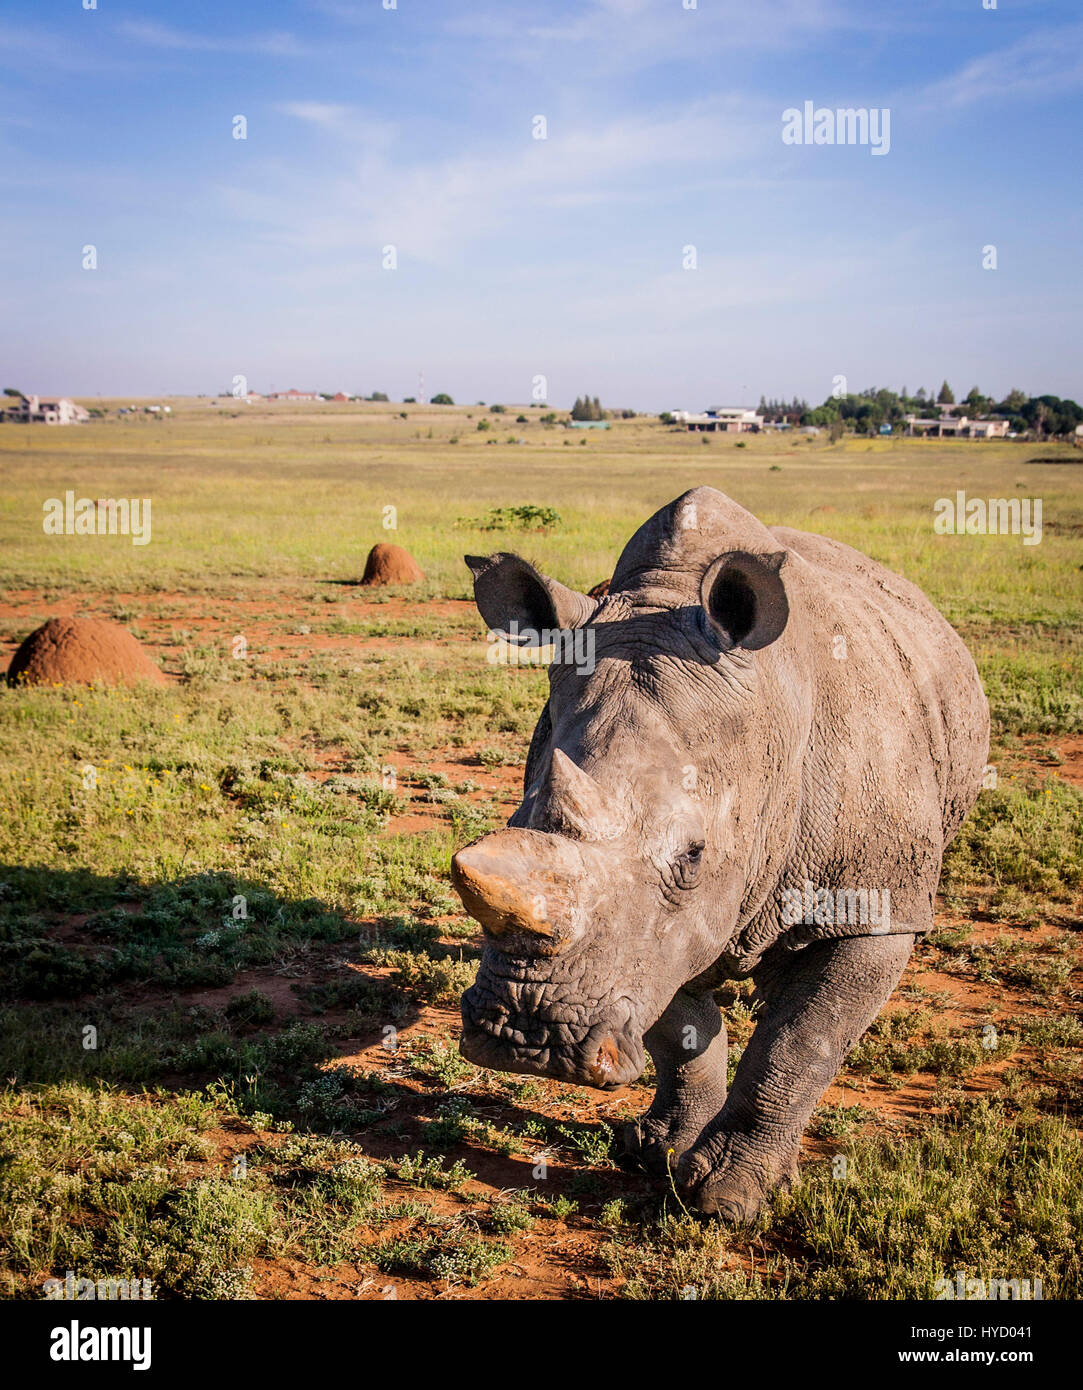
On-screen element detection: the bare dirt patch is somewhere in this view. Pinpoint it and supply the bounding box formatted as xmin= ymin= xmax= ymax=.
xmin=0 ymin=587 xmax=476 ymax=674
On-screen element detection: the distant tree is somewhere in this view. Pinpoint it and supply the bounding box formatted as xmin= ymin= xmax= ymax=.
xmin=571 ymin=394 xmax=605 ymax=421
xmin=3 ymin=387 xmax=23 ymax=397
xmin=490 ymin=403 xmax=506 ymax=413
xmin=1002 ymin=388 xmax=1028 ymax=413
xmin=965 ymin=386 xmax=982 ymax=406
xmin=937 ymin=380 xmax=955 ymax=404
xmin=402 ymin=396 xmax=417 ymax=403
xmin=1020 ymin=394 xmax=1083 ymax=437
xmin=368 ymin=391 xmax=389 ymax=402
xmin=659 ymin=411 xmax=675 ymax=425
xmin=430 ymin=393 xmax=454 ymax=405
xmin=804 ymin=400 xmax=840 ymax=427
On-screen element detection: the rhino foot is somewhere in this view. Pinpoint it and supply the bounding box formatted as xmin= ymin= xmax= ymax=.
xmin=676 ymin=1136 xmax=800 ymax=1223
xmin=618 ymin=1116 xmax=701 ymax=1178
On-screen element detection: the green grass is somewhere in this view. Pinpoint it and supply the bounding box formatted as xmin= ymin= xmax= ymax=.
xmin=0 ymin=1083 xmax=270 ymax=1299
xmin=607 ymin=1100 xmax=1082 ymax=1299
xmin=976 ymin=644 xmax=1083 ymax=734
xmin=2 ymin=403 xmax=1081 ymax=618
xmin=942 ymin=778 xmax=1083 ymax=925
xmin=771 ymin=1100 xmax=1082 ymax=1299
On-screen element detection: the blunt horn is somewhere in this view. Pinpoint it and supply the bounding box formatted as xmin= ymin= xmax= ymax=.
xmin=450 ymin=828 xmax=584 ymax=951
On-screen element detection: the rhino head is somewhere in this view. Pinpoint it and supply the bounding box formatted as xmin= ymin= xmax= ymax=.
xmin=452 ymin=488 xmax=800 ymax=1089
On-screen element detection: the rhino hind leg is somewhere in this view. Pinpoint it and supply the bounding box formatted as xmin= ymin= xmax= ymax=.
xmin=619 ymin=988 xmax=729 ymax=1178
xmin=677 ymin=932 xmax=915 ymax=1222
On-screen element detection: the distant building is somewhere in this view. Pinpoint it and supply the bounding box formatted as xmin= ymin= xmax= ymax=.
xmin=267 ymin=389 xmax=322 ymax=402
xmin=904 ymin=412 xmax=1009 ymax=439
xmin=673 ymin=406 xmax=764 ymax=433
xmin=332 ymin=392 xmax=350 ymax=402
xmin=1 ymin=393 xmax=89 ymax=424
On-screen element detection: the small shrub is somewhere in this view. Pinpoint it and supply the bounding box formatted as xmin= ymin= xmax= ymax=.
xmin=225 ymin=990 xmax=276 ymax=1028
xmin=376 ymin=1228 xmax=510 ymax=1285
xmin=383 ymin=1150 xmax=473 ymax=1190
xmin=489 ymin=1199 xmax=534 ymax=1233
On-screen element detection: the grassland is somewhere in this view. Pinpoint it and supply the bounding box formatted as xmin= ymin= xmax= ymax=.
xmin=0 ymin=399 xmax=1080 ymax=1299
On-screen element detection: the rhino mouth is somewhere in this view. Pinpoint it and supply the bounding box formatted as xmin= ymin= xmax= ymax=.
xmin=460 ymin=954 xmax=644 ymax=1089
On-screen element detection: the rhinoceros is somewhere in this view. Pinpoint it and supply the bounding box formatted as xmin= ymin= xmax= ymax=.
xmin=451 ymin=487 xmax=989 ymax=1220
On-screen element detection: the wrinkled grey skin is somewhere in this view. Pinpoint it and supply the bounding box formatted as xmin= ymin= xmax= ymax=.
xmin=451 ymin=488 xmax=989 ymax=1220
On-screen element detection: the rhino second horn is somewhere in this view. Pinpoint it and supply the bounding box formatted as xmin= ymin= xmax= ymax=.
xmin=547 ymin=748 xmax=626 ymax=841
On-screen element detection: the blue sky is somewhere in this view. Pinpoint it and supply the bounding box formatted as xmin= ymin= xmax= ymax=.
xmin=2 ymin=0 xmax=1080 ymax=409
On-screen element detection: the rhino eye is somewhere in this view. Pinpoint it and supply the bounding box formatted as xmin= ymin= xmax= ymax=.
xmin=671 ymin=840 xmax=705 ymax=889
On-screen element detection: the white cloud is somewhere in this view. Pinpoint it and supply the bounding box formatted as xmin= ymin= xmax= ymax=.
xmin=445 ymin=0 xmax=889 ymax=62
xmin=918 ymin=23 xmax=1083 ymax=109
xmin=117 ymin=20 xmax=313 ymax=58
xmin=275 ymin=102 xmax=398 ymax=149
xmin=256 ymin=96 xmax=774 ymax=263
xmin=0 ymin=28 xmax=137 ymax=74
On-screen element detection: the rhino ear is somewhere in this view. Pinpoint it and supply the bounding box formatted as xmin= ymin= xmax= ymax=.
xmin=699 ymin=550 xmax=789 ymax=651
xmin=464 ymin=553 xmax=595 ymax=644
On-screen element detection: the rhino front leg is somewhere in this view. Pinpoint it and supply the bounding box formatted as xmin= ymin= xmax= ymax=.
xmin=620 ymin=988 xmax=728 ymax=1178
xmin=677 ymin=932 xmax=915 ymax=1221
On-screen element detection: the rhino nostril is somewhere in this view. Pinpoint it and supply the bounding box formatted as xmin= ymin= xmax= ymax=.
xmin=588 ymin=1033 xmax=624 ymax=1087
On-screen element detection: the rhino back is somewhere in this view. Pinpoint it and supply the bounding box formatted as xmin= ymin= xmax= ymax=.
xmin=735 ymin=523 xmax=990 ymax=960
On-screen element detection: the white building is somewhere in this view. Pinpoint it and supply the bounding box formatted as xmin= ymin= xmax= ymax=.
xmin=904 ymin=413 xmax=1009 ymax=439
xmin=3 ymin=394 xmax=89 ymax=424
xmin=673 ymin=406 xmax=765 ymax=433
